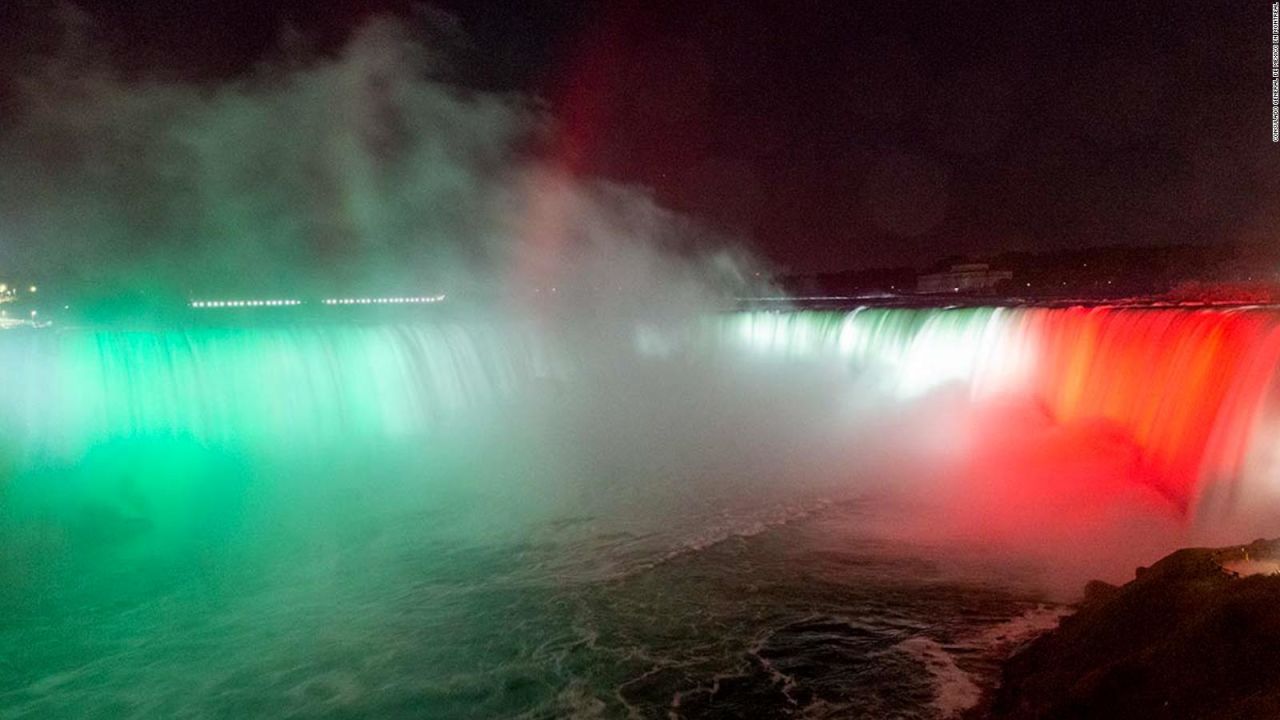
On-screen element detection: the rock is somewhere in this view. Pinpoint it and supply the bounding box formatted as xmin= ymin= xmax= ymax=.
xmin=1080 ymin=580 xmax=1118 ymax=606
xmin=987 ymin=539 xmax=1280 ymax=719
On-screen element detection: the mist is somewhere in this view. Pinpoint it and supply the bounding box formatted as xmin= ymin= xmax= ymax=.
xmin=0 ymin=13 xmax=756 ymax=321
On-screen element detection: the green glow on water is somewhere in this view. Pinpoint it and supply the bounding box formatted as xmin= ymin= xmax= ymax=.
xmin=0 ymin=321 xmax=568 ymax=590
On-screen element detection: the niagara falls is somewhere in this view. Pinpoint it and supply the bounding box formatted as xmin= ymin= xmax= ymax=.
xmin=1 ymin=2 xmax=1277 ymax=719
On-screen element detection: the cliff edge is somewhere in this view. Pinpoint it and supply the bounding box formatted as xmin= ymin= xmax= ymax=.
xmin=988 ymin=538 xmax=1280 ymax=719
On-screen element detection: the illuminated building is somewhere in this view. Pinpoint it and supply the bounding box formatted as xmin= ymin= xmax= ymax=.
xmin=915 ymin=263 xmax=1013 ymax=294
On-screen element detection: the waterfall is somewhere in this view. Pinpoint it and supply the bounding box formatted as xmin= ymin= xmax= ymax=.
xmin=4 ymin=306 xmax=1280 ymax=520
xmin=712 ymin=306 xmax=1280 ymax=514
xmin=0 ymin=322 xmax=562 ymax=459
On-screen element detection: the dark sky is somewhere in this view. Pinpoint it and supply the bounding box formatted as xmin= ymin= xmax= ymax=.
xmin=2 ymin=0 xmax=1275 ymax=272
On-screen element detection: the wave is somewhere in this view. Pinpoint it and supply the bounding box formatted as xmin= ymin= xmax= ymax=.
xmin=894 ymin=605 xmax=1069 ymax=718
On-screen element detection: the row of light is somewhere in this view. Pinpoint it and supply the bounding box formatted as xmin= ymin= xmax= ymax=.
xmin=322 ymin=295 xmax=446 ymax=306
xmin=190 ymin=299 xmax=303 ymax=308
xmin=190 ymin=295 xmax=445 ymax=309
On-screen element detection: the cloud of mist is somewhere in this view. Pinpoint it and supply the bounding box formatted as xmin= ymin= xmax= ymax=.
xmin=0 ymin=12 xmax=761 ymax=316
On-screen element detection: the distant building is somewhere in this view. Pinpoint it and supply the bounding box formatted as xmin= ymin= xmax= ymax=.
xmin=916 ymin=263 xmax=1012 ymax=294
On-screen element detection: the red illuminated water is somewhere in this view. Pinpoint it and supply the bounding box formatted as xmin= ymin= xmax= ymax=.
xmin=720 ymin=305 xmax=1280 ymax=524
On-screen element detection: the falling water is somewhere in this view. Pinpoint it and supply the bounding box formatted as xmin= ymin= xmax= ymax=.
xmin=0 ymin=321 xmax=562 ymax=457
xmin=2 ymin=306 xmax=1279 ymax=520
xmin=711 ymin=306 xmax=1280 ymax=516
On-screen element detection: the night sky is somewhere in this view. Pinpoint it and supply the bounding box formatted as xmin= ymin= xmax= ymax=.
xmin=1 ymin=0 xmax=1275 ymax=273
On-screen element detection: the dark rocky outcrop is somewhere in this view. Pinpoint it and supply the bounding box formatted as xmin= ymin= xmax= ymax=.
xmin=988 ymin=538 xmax=1280 ymax=720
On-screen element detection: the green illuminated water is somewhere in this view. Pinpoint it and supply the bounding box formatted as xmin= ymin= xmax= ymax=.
xmin=0 ymin=322 xmax=559 ymax=455
xmin=0 ymin=321 xmax=573 ymax=661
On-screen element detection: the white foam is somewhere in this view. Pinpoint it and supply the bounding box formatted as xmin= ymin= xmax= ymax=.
xmin=555 ymin=681 xmax=607 ymax=719
xmin=895 ymin=636 xmax=981 ymax=718
xmin=974 ymin=605 xmax=1070 ymax=650
xmin=896 ymin=606 xmax=1068 ymax=718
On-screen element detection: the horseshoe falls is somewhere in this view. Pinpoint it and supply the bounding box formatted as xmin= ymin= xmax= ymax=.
xmin=3 ymin=306 xmax=1280 ymax=718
